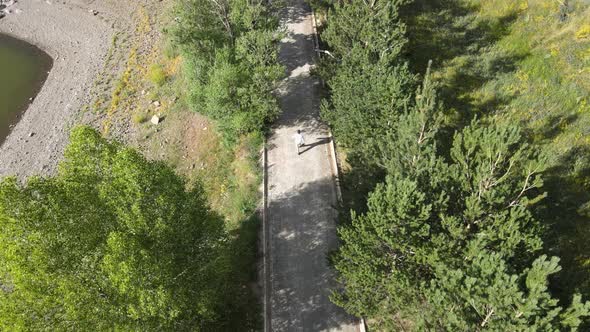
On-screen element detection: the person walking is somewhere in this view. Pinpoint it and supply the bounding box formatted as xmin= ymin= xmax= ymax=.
xmin=293 ymin=130 xmax=305 ymax=155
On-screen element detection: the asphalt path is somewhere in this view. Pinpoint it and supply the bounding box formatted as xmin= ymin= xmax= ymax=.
xmin=265 ymin=0 xmax=359 ymax=330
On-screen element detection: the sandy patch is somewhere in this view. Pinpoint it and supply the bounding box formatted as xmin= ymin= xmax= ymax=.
xmin=0 ymin=0 xmax=148 ymax=178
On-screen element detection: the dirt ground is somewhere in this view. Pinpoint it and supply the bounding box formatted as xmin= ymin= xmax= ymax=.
xmin=0 ymin=0 xmax=176 ymax=178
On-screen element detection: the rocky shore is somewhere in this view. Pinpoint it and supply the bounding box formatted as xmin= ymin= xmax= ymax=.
xmin=0 ymin=0 xmax=144 ymax=178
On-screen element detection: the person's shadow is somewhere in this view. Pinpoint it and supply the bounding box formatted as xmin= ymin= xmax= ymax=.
xmin=299 ymin=137 xmax=331 ymax=155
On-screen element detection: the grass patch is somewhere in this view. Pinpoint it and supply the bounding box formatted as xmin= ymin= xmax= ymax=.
xmin=139 ymin=78 xmax=263 ymax=329
xmin=132 ymin=111 xmax=149 ymax=124
xmin=101 ymin=47 xmax=137 ymax=134
xmin=148 ymin=63 xmax=168 ymax=86
xmin=576 ymin=24 xmax=590 ymax=40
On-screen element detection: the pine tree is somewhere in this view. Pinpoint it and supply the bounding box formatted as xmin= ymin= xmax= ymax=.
xmin=421 ymin=253 xmax=590 ymax=330
xmin=321 ymin=0 xmax=409 ymax=64
xmin=331 ymin=70 xmax=590 ymax=330
xmin=320 ymin=0 xmax=416 ymax=166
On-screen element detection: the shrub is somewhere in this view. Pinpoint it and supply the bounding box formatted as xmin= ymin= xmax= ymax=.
xmin=170 ymin=0 xmax=283 ymax=139
xmin=576 ymin=24 xmax=590 ymax=40
xmin=131 ymin=111 xmax=148 ymax=124
xmin=148 ymin=63 xmax=167 ymax=86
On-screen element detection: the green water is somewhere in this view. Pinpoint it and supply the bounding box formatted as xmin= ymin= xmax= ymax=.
xmin=0 ymin=34 xmax=52 ymax=144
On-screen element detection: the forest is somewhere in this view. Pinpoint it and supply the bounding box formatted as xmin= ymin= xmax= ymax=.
xmin=1 ymin=0 xmax=590 ymax=330
xmin=314 ymin=0 xmax=590 ymax=329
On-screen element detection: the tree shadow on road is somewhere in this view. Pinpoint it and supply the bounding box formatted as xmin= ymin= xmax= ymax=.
xmin=266 ymin=177 xmax=358 ymax=331
xmin=263 ymin=0 xmax=359 ymax=329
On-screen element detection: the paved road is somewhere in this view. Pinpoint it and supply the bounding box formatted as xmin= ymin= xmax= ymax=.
xmin=265 ymin=0 xmax=359 ymax=331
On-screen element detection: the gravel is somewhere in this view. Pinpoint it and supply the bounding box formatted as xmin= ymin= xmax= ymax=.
xmin=0 ymin=0 xmax=138 ymax=178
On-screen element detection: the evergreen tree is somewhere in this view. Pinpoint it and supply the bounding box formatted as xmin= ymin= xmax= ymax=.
xmin=321 ymin=0 xmax=409 ymax=64
xmin=421 ymin=253 xmax=590 ymax=330
xmin=0 ymin=127 xmax=228 ymax=330
xmin=320 ymin=52 xmax=414 ymax=165
xmin=332 ymin=71 xmax=590 ymax=330
xmin=320 ymin=0 xmax=415 ymax=166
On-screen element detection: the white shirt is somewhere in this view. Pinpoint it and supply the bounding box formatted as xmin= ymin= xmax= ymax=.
xmin=293 ymin=133 xmax=305 ymax=145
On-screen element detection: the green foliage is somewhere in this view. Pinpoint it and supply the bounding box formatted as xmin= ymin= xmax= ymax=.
xmin=170 ymin=0 xmax=283 ymax=138
xmin=132 ymin=111 xmax=149 ymax=124
xmin=148 ymin=64 xmax=168 ymax=86
xmin=318 ymin=0 xmax=590 ymax=329
xmin=320 ymin=0 xmax=416 ymax=166
xmin=401 ymin=0 xmax=590 ymax=312
xmin=322 ymin=0 xmax=409 ymax=64
xmin=332 ymin=72 xmax=590 ymax=329
xmin=320 ymin=54 xmax=414 ymax=164
xmin=199 ymin=48 xmax=282 ymax=136
xmin=0 ymin=126 xmax=243 ymax=330
xmin=421 ymin=253 xmax=590 ymax=331
xmin=181 ymin=129 xmax=264 ymax=330
xmin=161 ymin=7 xmax=276 ymax=326
xmin=168 ymin=0 xmax=230 ymax=63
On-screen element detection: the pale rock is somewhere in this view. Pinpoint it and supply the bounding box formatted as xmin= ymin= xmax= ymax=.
xmin=150 ymin=115 xmax=160 ymax=125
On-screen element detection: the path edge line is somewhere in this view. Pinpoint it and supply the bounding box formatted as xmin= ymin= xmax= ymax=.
xmin=262 ymin=138 xmax=271 ymax=332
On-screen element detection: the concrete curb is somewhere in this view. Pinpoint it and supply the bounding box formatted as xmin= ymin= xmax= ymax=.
xmin=310 ymin=7 xmax=321 ymax=59
xmin=310 ymin=10 xmax=342 ymax=204
xmin=327 ymin=131 xmax=343 ymax=205
xmin=310 ymin=6 xmax=366 ymax=332
xmin=261 ymin=139 xmax=271 ymax=332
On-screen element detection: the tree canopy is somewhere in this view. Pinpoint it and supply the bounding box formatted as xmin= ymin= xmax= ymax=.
xmin=331 ymin=69 xmax=590 ymax=331
xmin=170 ymin=0 xmax=283 ymax=138
xmin=320 ymin=0 xmax=415 ymax=167
xmin=314 ymin=0 xmax=590 ymax=328
xmin=0 ymin=127 xmax=231 ymax=330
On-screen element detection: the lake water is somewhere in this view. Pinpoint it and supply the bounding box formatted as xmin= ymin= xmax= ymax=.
xmin=0 ymin=34 xmax=52 ymax=145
